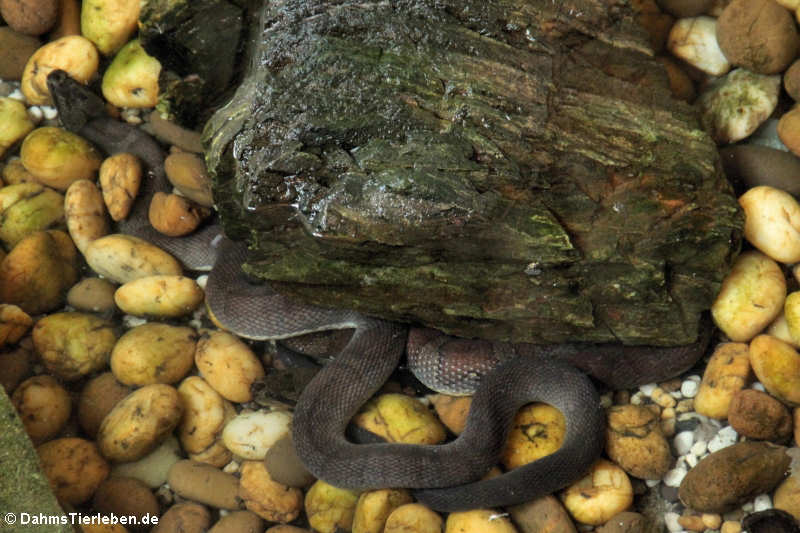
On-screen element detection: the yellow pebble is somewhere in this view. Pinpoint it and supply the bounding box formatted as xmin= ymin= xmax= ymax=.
xmin=702 ymin=513 xmax=722 ymax=529
xmin=651 ymin=386 xmax=676 ymax=408
xmin=720 ymin=520 xmax=742 ymax=533
xmin=678 ymin=515 xmax=705 ymax=532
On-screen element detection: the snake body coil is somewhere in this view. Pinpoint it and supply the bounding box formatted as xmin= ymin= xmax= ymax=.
xmin=47 ymin=70 xmax=710 ymax=512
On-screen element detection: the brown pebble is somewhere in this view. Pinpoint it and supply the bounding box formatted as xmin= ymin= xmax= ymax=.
xmin=77 ymin=372 xmax=132 ymax=438
xmin=48 ymin=0 xmax=80 ymax=39
xmin=679 ymin=441 xmax=791 ymax=513
xmin=655 ymin=55 xmax=696 ymax=102
xmin=67 ymin=277 xmax=117 ymax=314
xmin=148 ymin=191 xmax=209 ymax=237
xmin=728 ymin=389 xmax=792 ymax=441
xmin=146 ymin=111 xmax=204 ymax=153
xmin=596 ymin=511 xmax=646 ymax=533
xmin=716 ymin=0 xmax=799 ymax=74
xmin=92 ymin=477 xmax=160 ymax=530
xmin=508 ymin=495 xmax=578 ymax=533
xmin=264 ymin=434 xmax=316 ymax=488
xmin=786 ymin=59 xmax=800 ymax=102
xmin=779 ymin=108 xmax=800 ymax=157
xmin=152 ymin=502 xmax=210 ymax=533
xmin=0 ymin=343 xmax=32 ymax=392
xmin=0 ymin=0 xmax=58 ymax=35
xmin=655 ymin=0 xmax=714 ymax=17
xmin=163 ymin=152 xmax=214 ymax=207
xmin=0 ymin=26 xmax=40 ymax=80
xmin=719 ymin=145 xmax=800 ymax=196
xmin=208 ymin=510 xmax=264 ymax=533
xmin=631 ymin=0 xmax=674 ymax=54
xmin=793 ymin=408 xmax=800 ymax=449
xmin=167 ymin=460 xmax=242 ymax=510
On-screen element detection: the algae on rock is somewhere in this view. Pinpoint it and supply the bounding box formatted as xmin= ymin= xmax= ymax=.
xmin=205 ymin=0 xmax=742 ymax=345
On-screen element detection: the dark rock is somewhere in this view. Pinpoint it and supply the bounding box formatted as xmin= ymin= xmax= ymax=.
xmin=138 ymin=0 xmax=243 ymax=128
xmin=678 ymin=442 xmax=791 ymax=512
xmin=742 ymin=509 xmax=800 ymax=533
xmin=205 ymin=0 xmax=741 ymax=345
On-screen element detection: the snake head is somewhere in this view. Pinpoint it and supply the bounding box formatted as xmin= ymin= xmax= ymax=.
xmin=46 ymin=70 xmax=107 ymax=132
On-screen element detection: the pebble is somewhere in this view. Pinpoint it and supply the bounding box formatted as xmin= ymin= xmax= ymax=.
xmin=663 ymin=465 xmax=688 ymax=487
xmin=664 ymin=511 xmax=683 ymax=532
xmin=721 ymin=521 xmax=742 ymax=533
xmin=680 ymin=380 xmax=699 ymax=398
xmin=667 ymin=16 xmax=730 ymax=76
xmin=5 ymin=8 xmax=800 ymax=532
xmin=673 ymin=431 xmax=695 ymax=455
xmin=679 ymin=442 xmax=791 ymax=513
xmin=690 ymin=440 xmax=708 ymax=457
xmin=697 ymin=69 xmax=781 ymax=144
xmin=716 ymin=0 xmax=799 ymax=75
xmin=727 ymin=389 xmax=792 ymax=441
xmin=707 ymin=425 xmax=738 ymax=452
xmin=753 ymin=494 xmax=773 ymax=512
xmin=639 ymin=383 xmax=657 ymax=396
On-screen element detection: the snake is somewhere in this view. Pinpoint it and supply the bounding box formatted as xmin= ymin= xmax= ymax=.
xmin=47 ymin=70 xmax=712 ymax=512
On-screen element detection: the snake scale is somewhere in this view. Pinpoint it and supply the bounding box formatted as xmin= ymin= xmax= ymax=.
xmin=47 ymin=70 xmax=711 ymax=511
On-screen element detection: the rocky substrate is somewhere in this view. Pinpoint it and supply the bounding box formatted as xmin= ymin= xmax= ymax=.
xmin=7 ymin=0 xmax=800 ymax=532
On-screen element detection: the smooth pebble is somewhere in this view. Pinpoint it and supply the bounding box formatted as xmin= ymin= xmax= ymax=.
xmin=691 ymin=440 xmax=708 ymax=457
xmin=663 ymin=465 xmax=688 ymax=487
xmin=707 ymin=426 xmax=738 ymax=452
xmin=673 ymin=431 xmax=695 ymax=455
xmin=681 ymin=380 xmax=699 ymax=398
xmin=753 ymin=494 xmax=773 ymax=512
xmin=664 ymin=511 xmax=683 ymax=532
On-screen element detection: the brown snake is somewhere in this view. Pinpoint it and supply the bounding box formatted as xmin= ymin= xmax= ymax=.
xmin=48 ymin=70 xmax=711 ymax=512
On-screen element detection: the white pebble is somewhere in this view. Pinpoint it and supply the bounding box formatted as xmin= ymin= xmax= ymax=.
xmin=630 ymin=391 xmax=645 ymax=405
xmin=8 ymin=88 xmax=25 ymax=101
xmin=680 ymin=379 xmax=699 ymax=398
xmin=27 ymin=106 xmax=43 ymax=121
xmin=752 ymin=381 xmax=766 ymax=392
xmin=663 ymin=465 xmax=688 ymax=487
xmin=707 ymin=426 xmax=738 ymax=452
xmin=684 ymin=453 xmax=699 ymax=468
xmin=687 ymin=374 xmax=702 ymax=382
xmin=122 ymin=315 xmax=149 ymax=328
xmin=670 ymin=390 xmax=683 ymax=399
xmin=40 ymin=105 xmax=58 ymax=120
xmin=753 ymin=494 xmax=773 ymax=512
xmin=673 ymin=431 xmax=695 ymax=455
xmin=667 ymin=16 xmax=730 ymax=76
xmin=221 ymin=410 xmax=292 ymax=460
xmin=742 ymin=501 xmax=754 ymax=512
xmin=664 ymin=511 xmax=683 ymax=532
xmin=196 ymin=274 xmax=208 ymax=289
xmin=690 ymin=440 xmax=708 ymax=457
xmin=645 ymin=478 xmax=661 ymax=487
xmin=639 ymin=383 xmax=657 ymax=396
